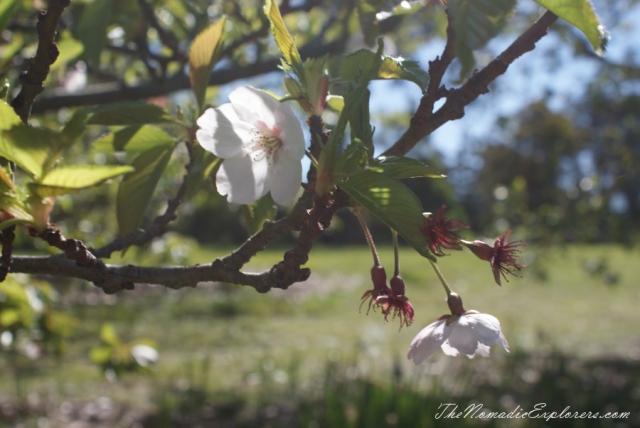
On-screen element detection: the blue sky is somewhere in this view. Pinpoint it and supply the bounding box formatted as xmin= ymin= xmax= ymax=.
xmin=368 ymin=0 xmax=640 ymax=165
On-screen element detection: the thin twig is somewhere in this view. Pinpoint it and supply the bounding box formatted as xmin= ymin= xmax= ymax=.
xmin=383 ymin=10 xmax=558 ymax=157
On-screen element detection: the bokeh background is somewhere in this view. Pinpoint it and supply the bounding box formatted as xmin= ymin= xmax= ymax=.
xmin=1 ymin=0 xmax=639 ymax=426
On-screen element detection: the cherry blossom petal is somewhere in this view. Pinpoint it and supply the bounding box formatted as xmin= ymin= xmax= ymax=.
xmin=464 ymin=313 xmax=509 ymax=351
xmin=229 ymin=86 xmax=280 ymax=128
xmin=445 ymin=319 xmax=479 ymax=357
xmin=407 ymin=318 xmax=453 ymax=364
xmin=275 ymin=107 xmax=306 ymax=159
xmin=216 ymin=157 xmax=270 ymax=204
xmin=196 ymin=105 xmax=252 ymax=158
xmin=269 ymin=152 xmax=302 ymax=205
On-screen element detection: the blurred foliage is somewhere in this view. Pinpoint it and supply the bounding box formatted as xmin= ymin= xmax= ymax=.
xmin=458 ymin=66 xmax=640 ymax=244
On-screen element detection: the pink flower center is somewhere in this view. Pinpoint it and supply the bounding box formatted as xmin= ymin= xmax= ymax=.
xmin=246 ymin=126 xmax=283 ymax=164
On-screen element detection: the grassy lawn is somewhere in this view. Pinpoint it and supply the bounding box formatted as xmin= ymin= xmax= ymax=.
xmin=1 ymin=243 xmax=639 ymax=426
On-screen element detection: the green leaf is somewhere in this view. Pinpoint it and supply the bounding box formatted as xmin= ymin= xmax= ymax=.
xmin=534 ymin=0 xmax=608 ymax=55
xmin=339 ymin=49 xmax=430 ymax=92
xmin=1 ymin=123 xmax=61 ymax=179
xmin=61 ymin=108 xmax=90 ymax=142
xmin=349 ymin=88 xmax=374 ymax=149
xmin=338 ymin=170 xmax=434 ymax=260
xmin=356 ymin=0 xmax=383 ymax=46
xmin=117 ymin=144 xmax=175 ymax=236
xmin=332 ymin=139 xmax=369 ymax=181
xmin=241 ymin=193 xmax=277 ymax=236
xmin=449 ymin=0 xmax=517 ymax=78
xmin=93 ymin=126 xmax=175 ymax=152
xmin=30 ymin=165 xmax=134 ymax=198
xmin=0 ymin=0 xmax=20 ymax=33
xmin=75 ymin=0 xmax=115 ymax=64
xmin=369 ymin=156 xmax=445 ymax=179
xmin=264 ymin=0 xmax=303 ymax=75
xmin=87 ymin=102 xmax=174 ymax=126
xmin=0 ymin=308 xmax=21 ymax=327
xmin=326 ymin=95 xmax=344 ymax=113
xmin=99 ymin=323 xmax=120 ymax=346
xmin=184 ymin=145 xmax=220 ymax=199
xmin=189 ymin=18 xmax=226 ymax=112
xmin=89 ymin=345 xmax=113 ymax=364
xmin=0 ymin=99 xmax=21 ymax=129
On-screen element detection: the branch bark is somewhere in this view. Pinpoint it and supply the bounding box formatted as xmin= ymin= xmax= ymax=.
xmin=383 ymin=10 xmax=559 ymax=157
xmin=11 ymin=0 xmax=71 ymax=123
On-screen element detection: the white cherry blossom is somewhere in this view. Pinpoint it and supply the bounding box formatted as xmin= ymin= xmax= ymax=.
xmin=196 ymin=86 xmax=305 ymax=205
xmin=407 ymin=311 xmax=509 ymax=364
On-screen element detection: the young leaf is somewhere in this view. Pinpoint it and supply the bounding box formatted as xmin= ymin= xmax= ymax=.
xmin=1 ymin=124 xmax=61 ymax=179
xmin=29 ymin=165 xmax=134 ymax=198
xmin=0 ymin=0 xmax=20 ymax=34
xmin=370 ymin=156 xmax=445 ymax=179
xmin=534 ymin=0 xmax=608 ymax=54
xmin=99 ymin=323 xmax=120 ymax=346
xmin=189 ymin=17 xmax=226 ymax=112
xmin=338 ymin=170 xmax=434 ymax=260
xmin=339 ymin=49 xmax=430 ymax=92
xmin=448 ymin=0 xmax=517 ymax=78
xmin=117 ymin=144 xmax=176 ymax=236
xmin=264 ymin=0 xmax=303 ymax=75
xmin=241 ymin=193 xmax=277 ymax=236
xmin=348 ymin=88 xmax=374 ymax=149
xmin=93 ymin=126 xmax=175 ymax=152
xmin=75 ymin=0 xmax=115 ymax=64
xmin=87 ymin=102 xmax=174 ymax=126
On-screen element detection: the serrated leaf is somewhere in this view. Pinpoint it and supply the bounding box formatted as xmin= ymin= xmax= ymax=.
xmin=264 ymin=0 xmax=303 ymax=75
xmin=87 ymin=102 xmax=174 ymax=126
xmin=449 ymin=0 xmax=516 ymax=78
xmin=30 ymin=165 xmax=134 ymax=198
xmin=338 ymin=170 xmax=433 ymax=260
xmin=93 ymin=126 xmax=175 ymax=152
xmin=534 ymin=0 xmax=607 ymax=55
xmin=99 ymin=323 xmax=120 ymax=346
xmin=189 ymin=18 xmax=226 ymax=112
xmin=370 ymin=156 xmax=445 ymax=178
xmin=117 ymin=144 xmax=175 ymax=236
xmin=76 ymin=0 xmax=115 ymax=64
xmin=339 ymin=49 xmax=430 ymax=92
xmin=241 ymin=193 xmax=277 ymax=236
xmin=0 ymin=0 xmax=20 ymax=33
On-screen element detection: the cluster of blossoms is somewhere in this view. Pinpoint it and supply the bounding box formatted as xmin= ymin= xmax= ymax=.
xmin=195 ymin=85 xmax=523 ymax=365
xmin=360 ymin=264 xmax=415 ymax=330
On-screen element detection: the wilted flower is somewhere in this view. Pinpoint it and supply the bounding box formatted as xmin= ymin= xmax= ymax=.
xmin=196 ymin=86 xmax=305 ymax=205
xmin=421 ymin=205 xmax=469 ymax=256
xmin=462 ymin=230 xmax=525 ymax=286
xmin=360 ymin=265 xmax=390 ymax=315
xmin=407 ymin=293 xmax=509 ymax=364
xmin=376 ymin=275 xmax=415 ymax=330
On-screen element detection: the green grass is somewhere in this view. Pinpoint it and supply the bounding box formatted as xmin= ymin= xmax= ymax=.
xmin=1 ymin=243 xmax=639 ymax=425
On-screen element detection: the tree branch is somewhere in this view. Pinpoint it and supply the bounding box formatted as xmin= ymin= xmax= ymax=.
xmin=383 ymin=10 xmax=558 ymax=157
xmin=11 ymin=0 xmax=71 ymax=123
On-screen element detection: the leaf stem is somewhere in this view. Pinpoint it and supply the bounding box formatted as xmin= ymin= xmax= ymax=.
xmin=392 ymin=230 xmax=400 ymax=277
